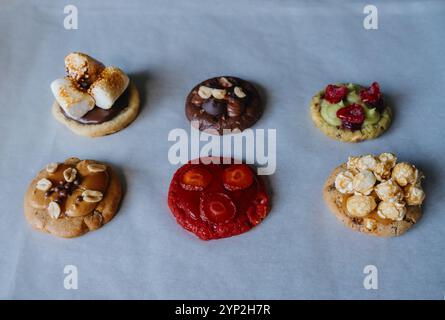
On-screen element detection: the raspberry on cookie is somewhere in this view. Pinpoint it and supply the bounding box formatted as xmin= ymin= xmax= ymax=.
xmin=323 ymin=153 xmax=426 ymax=237
xmin=185 ymin=76 xmax=263 ymax=135
xmin=51 ymin=52 xmax=140 ymax=137
xmin=167 ymin=157 xmax=270 ymax=240
xmin=310 ymin=82 xmax=392 ymax=143
xmin=24 ymin=158 xmax=122 ymax=238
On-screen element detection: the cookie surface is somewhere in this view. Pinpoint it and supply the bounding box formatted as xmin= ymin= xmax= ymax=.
xmin=310 ymin=83 xmax=392 ymax=143
xmin=52 ymin=82 xmax=140 ymax=137
xmin=24 ymin=157 xmax=122 ymax=238
xmin=167 ymin=157 xmax=270 ymax=240
xmin=185 ymin=76 xmax=263 ymax=135
xmin=323 ymin=164 xmax=422 ymax=237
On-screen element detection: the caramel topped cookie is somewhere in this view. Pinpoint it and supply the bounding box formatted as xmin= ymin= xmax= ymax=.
xmin=24 ymin=157 xmax=122 ymax=238
xmin=323 ymin=153 xmax=425 ymax=237
xmin=185 ymin=76 xmax=263 ymax=135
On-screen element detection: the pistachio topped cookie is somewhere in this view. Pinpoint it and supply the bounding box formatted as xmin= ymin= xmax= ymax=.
xmin=310 ymin=82 xmax=392 ymax=142
xmin=323 ymin=153 xmax=426 ymax=237
xmin=24 ymin=157 xmax=122 ymax=238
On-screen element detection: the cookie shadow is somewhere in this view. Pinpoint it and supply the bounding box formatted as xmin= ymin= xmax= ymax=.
xmin=129 ymin=70 xmax=151 ymax=114
xmin=108 ymin=162 xmax=128 ymax=214
xmin=383 ymin=92 xmax=398 ymax=134
xmin=250 ymin=79 xmax=269 ymax=117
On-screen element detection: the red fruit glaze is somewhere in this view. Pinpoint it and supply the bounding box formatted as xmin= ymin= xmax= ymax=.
xmin=336 ymin=103 xmax=365 ymax=130
xmin=324 ymin=84 xmax=348 ymax=104
xmin=167 ymin=157 xmax=270 ymax=240
xmin=360 ymin=82 xmax=381 ymax=105
xmin=181 ymin=167 xmax=212 ymax=191
xmin=222 ymin=164 xmax=254 ymax=191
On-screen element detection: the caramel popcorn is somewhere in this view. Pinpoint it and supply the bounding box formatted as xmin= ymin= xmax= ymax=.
xmin=346 ymin=195 xmax=377 ymax=217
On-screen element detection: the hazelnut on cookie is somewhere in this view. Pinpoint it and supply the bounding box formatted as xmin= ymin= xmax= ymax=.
xmin=24 ymin=158 xmax=122 ymax=238
xmin=324 ymin=153 xmax=425 ymax=237
xmin=185 ymin=76 xmax=263 ymax=135
xmin=51 ymin=52 xmax=140 ymax=137
xmin=310 ymin=82 xmax=392 ymax=142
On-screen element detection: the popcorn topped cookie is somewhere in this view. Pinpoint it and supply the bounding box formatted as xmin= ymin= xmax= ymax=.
xmin=324 ymin=153 xmax=425 ymax=237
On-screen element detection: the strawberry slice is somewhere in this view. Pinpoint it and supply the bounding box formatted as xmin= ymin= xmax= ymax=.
xmin=181 ymin=167 xmax=212 ymax=191
xmin=223 ymin=164 xmax=254 ymax=191
xmin=246 ymin=192 xmax=269 ymax=225
xmin=200 ymin=193 xmax=236 ymax=224
xmin=324 ymin=84 xmax=348 ymax=104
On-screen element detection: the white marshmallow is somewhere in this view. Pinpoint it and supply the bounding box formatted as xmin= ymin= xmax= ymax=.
xmin=88 ymin=67 xmax=129 ymax=109
xmin=64 ymin=52 xmax=105 ymax=85
xmin=51 ymin=78 xmax=95 ymax=119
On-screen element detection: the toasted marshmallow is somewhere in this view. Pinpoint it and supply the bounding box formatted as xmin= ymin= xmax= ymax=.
xmin=64 ymin=52 xmax=105 ymax=87
xmin=88 ymin=67 xmax=129 ymax=109
xmin=51 ymin=78 xmax=95 ymax=119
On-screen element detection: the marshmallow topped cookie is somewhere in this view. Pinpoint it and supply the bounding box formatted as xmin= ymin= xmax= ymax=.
xmin=323 ymin=153 xmax=426 ymax=237
xmin=51 ymin=52 xmax=139 ymax=137
xmin=24 ymin=158 xmax=123 ymax=238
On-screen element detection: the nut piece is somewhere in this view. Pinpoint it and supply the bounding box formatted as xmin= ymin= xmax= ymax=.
xmin=374 ymin=179 xmax=403 ymax=203
xmin=377 ymin=201 xmax=406 ymax=221
xmin=197 ymin=86 xmax=212 ymax=99
xmin=82 ymin=190 xmax=103 ymax=203
xmin=357 ymin=155 xmax=379 ymax=172
xmin=63 ymin=167 xmax=77 ymax=183
xmin=335 ymin=170 xmax=355 ymax=194
xmin=87 ymin=163 xmax=107 ymax=173
xmin=352 ymin=170 xmax=376 ymax=195
xmin=392 ymin=163 xmax=418 ymax=187
xmin=404 ymin=185 xmax=425 ymax=206
xmin=346 ymin=195 xmax=377 ymax=217
xmin=234 ymin=86 xmax=247 ymax=98
xmin=46 ymin=163 xmax=59 ymax=173
xmin=219 ymin=77 xmax=233 ymax=88
xmin=36 ymin=178 xmax=52 ymax=192
xmin=211 ymin=88 xmax=227 ymax=100
xmin=48 ymin=201 xmax=61 ymax=219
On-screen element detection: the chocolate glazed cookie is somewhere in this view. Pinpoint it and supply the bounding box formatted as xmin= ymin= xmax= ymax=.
xmin=185 ymin=76 xmax=263 ymax=135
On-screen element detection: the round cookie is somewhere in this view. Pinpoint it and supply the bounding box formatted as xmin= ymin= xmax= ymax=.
xmin=167 ymin=157 xmax=270 ymax=240
xmin=24 ymin=157 xmax=122 ymax=238
xmin=185 ymin=76 xmax=263 ymax=135
xmin=323 ymin=160 xmax=424 ymax=237
xmin=310 ymin=83 xmax=392 ymax=143
xmin=52 ymin=82 xmax=140 ymax=138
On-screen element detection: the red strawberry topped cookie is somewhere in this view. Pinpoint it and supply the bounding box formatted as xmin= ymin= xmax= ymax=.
xmin=167 ymin=158 xmax=270 ymax=240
